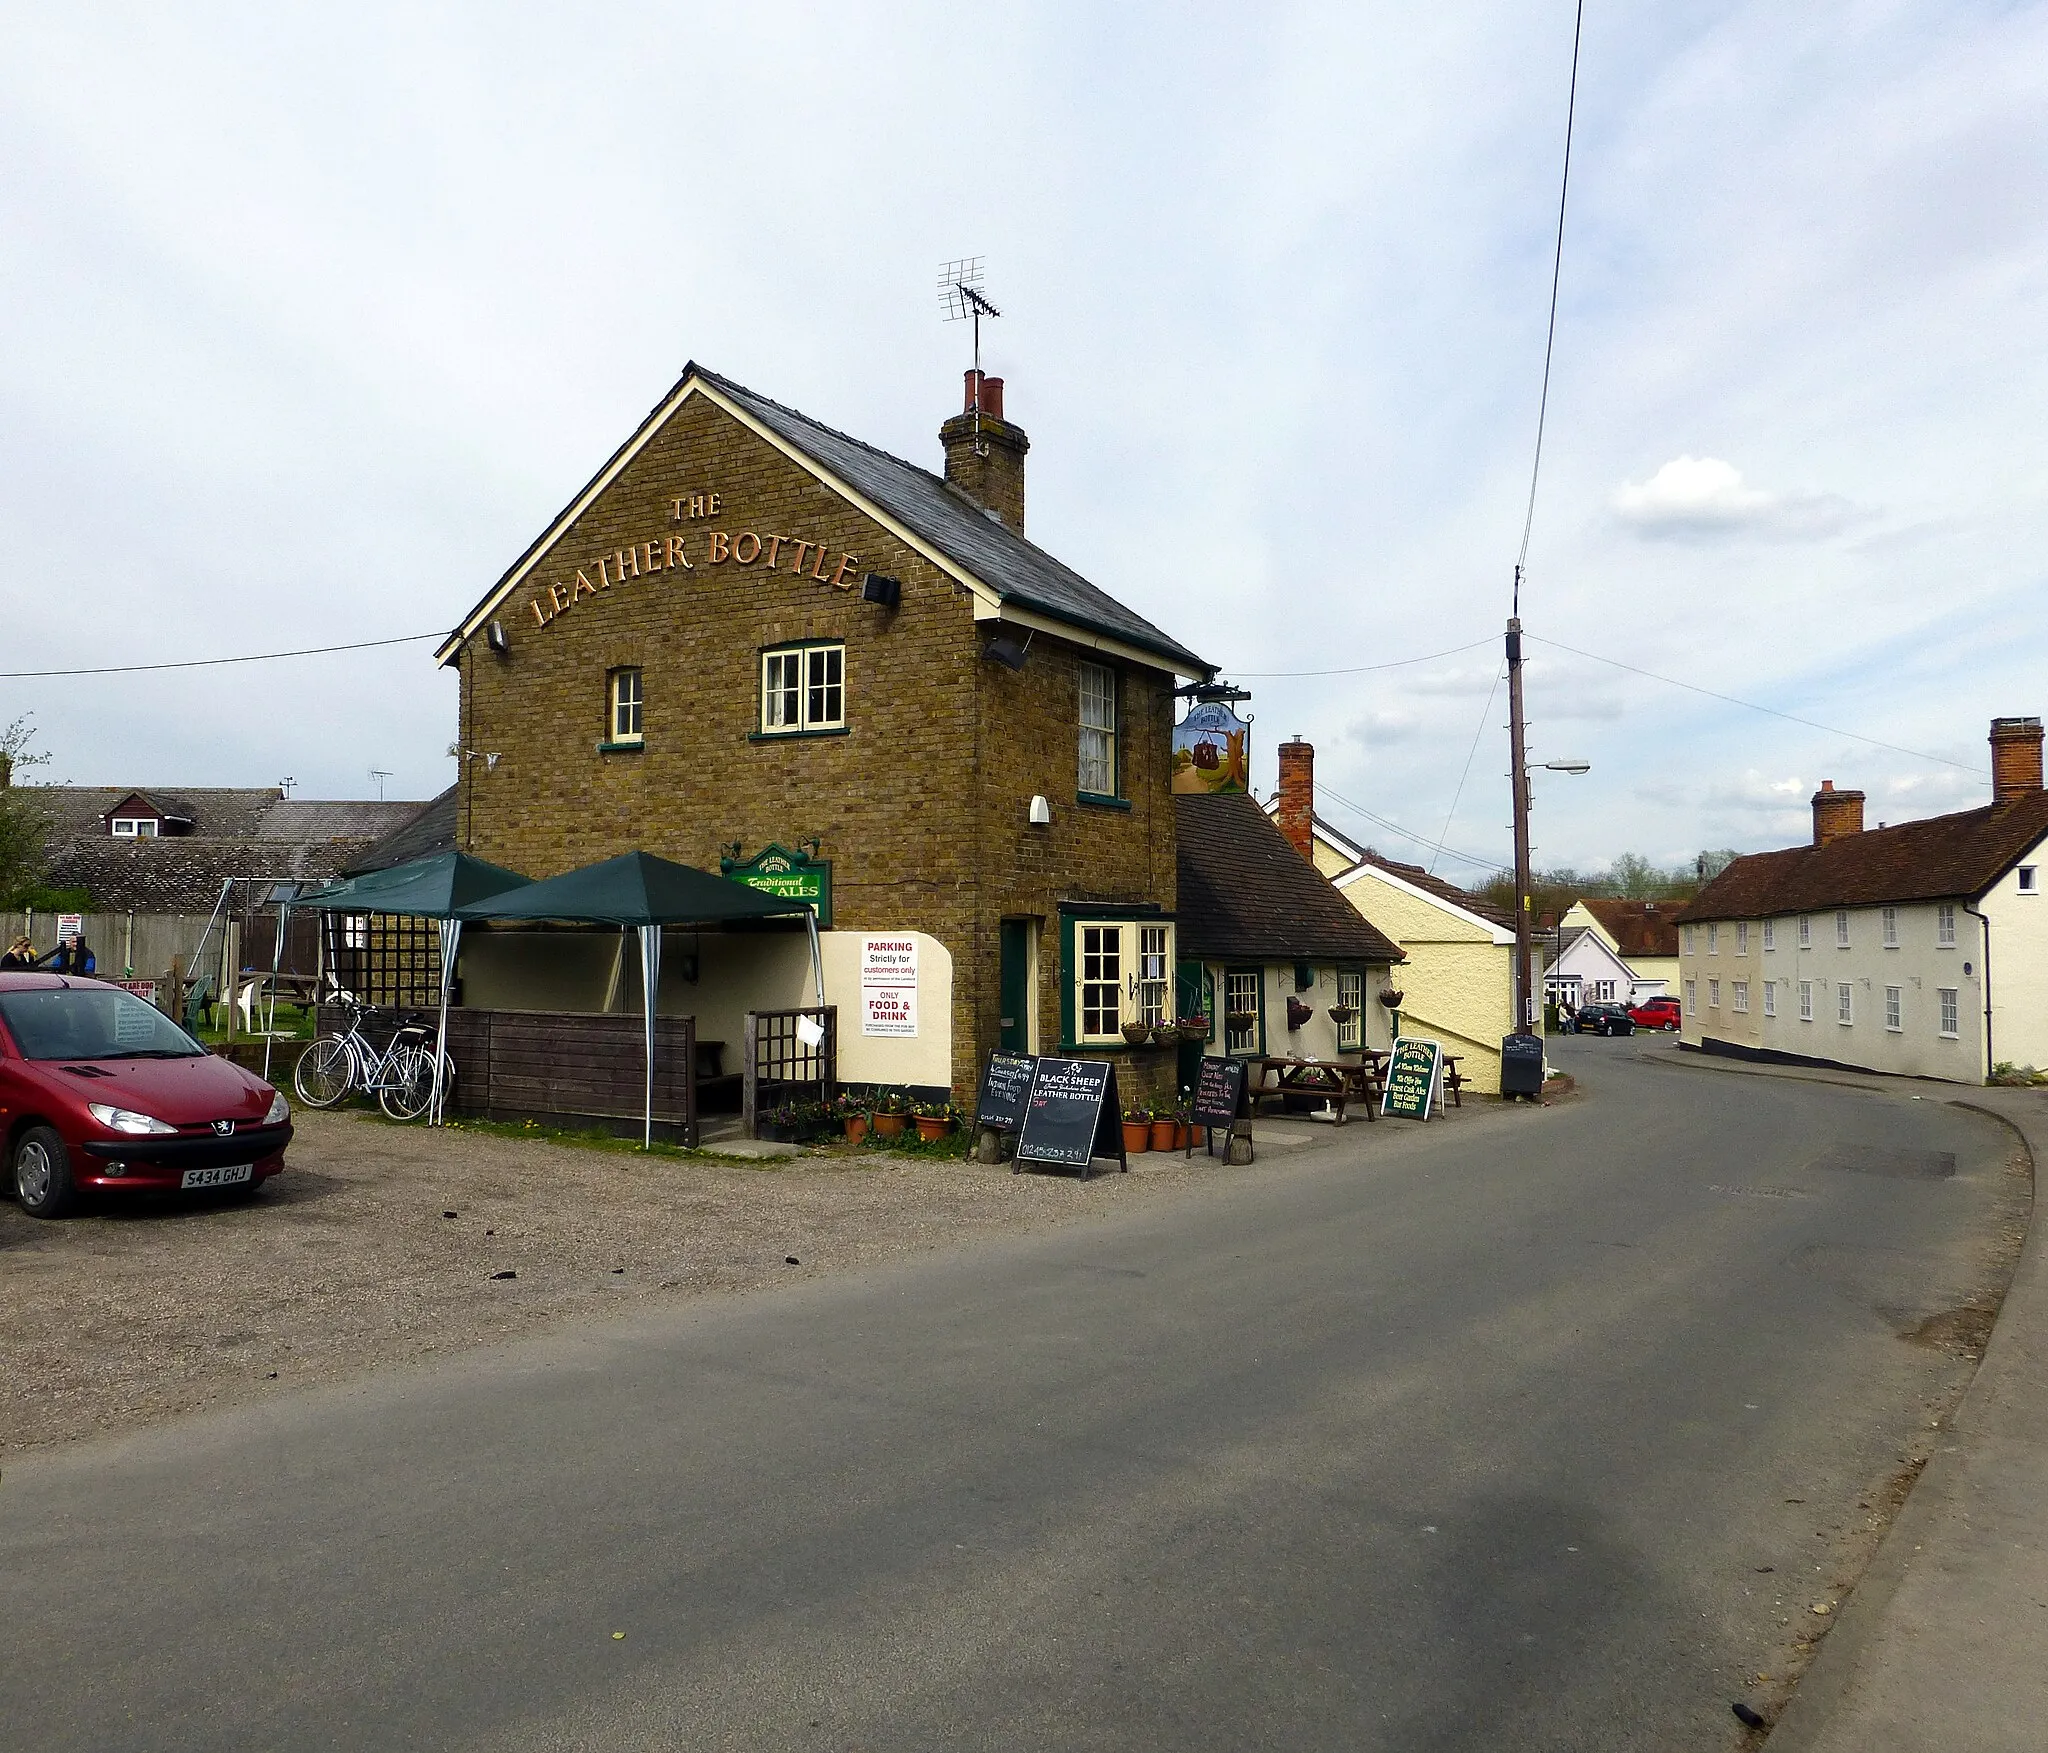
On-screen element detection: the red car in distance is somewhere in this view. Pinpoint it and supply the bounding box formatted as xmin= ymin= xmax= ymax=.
xmin=0 ymin=972 xmax=292 ymax=1219
xmin=1630 ymin=996 xmax=1682 ymax=1032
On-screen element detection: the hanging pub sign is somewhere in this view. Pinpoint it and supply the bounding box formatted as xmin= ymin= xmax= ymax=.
xmin=1171 ymin=701 xmax=1250 ymax=795
xmin=719 ymin=843 xmax=833 ymax=926
xmin=1380 ymin=1036 xmax=1445 ymax=1120
xmin=974 ymin=1050 xmax=1037 ymax=1134
xmin=1015 ymin=1056 xmax=1128 ymax=1176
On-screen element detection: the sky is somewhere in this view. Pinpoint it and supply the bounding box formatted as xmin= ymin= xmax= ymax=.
xmin=3 ymin=1 xmax=2045 ymax=882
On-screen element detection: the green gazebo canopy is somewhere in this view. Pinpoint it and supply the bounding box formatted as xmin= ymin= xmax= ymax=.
xmin=454 ymin=851 xmax=810 ymax=926
xmin=291 ymin=851 xmax=530 ymax=919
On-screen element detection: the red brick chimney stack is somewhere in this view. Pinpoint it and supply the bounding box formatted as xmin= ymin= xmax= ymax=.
xmin=1989 ymin=716 xmax=2044 ymax=804
xmin=1811 ymin=779 xmax=1866 ymax=846
xmin=1276 ymin=738 xmax=1315 ymax=863
xmin=940 ymin=369 xmax=1029 ymax=534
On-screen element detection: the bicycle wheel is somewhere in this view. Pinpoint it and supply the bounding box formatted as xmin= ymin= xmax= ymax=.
xmin=294 ymin=1036 xmax=355 ymax=1108
xmin=379 ymin=1045 xmax=436 ymax=1121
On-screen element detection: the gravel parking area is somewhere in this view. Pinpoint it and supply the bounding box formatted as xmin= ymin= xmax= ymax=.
xmin=1 ymin=1109 xmax=1249 ymax=1459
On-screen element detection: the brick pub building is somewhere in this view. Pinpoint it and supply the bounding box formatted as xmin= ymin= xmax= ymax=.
xmin=436 ymin=364 xmax=1210 ymax=1101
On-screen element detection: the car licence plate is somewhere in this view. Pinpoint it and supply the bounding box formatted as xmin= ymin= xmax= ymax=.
xmin=180 ymin=1162 xmax=253 ymax=1190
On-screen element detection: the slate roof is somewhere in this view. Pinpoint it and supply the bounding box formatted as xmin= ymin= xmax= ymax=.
xmin=1674 ymin=791 xmax=2048 ymax=923
xmin=1177 ymin=794 xmax=1404 ymax=966
xmin=1348 ymin=849 xmax=1516 ymax=929
xmin=26 ymin=786 xmax=283 ymax=839
xmin=45 ymin=837 xmax=380 ymax=915
xmin=344 ymin=787 xmax=459 ymax=875
xmin=440 ymin=364 xmax=1210 ymax=677
xmin=253 ymin=799 xmax=423 ymax=842
xmin=1577 ymin=897 xmax=1681 ymax=957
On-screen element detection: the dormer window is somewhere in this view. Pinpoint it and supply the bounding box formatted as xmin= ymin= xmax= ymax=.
xmin=111 ymin=817 xmax=159 ymax=838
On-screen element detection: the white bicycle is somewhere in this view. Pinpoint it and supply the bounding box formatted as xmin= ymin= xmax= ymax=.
xmin=293 ymin=1001 xmax=454 ymax=1121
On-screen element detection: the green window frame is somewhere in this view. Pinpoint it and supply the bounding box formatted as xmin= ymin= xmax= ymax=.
xmin=1223 ymin=967 xmax=1264 ymax=1056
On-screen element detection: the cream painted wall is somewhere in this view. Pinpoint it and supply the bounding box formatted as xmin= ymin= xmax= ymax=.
xmin=1333 ymin=864 xmax=1517 ymax=1092
xmin=454 ymin=923 xmax=955 ymax=1090
xmin=1976 ymin=832 xmax=2048 ymax=1073
xmin=1679 ymin=904 xmax=1985 ymax=1081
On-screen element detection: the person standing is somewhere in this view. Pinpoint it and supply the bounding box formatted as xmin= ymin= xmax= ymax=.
xmin=51 ymin=935 xmax=96 ymax=976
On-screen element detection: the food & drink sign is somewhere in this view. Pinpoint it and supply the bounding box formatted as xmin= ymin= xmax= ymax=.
xmin=860 ymin=936 xmax=918 ymax=1037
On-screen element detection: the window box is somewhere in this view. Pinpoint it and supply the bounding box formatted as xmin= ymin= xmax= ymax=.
xmin=1076 ymin=791 xmax=1132 ymax=811
xmin=595 ymin=739 xmax=644 ymax=755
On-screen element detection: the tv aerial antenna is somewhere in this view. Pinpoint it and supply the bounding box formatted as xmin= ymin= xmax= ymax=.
xmin=368 ymin=766 xmax=392 ymax=801
xmin=938 ymin=256 xmax=1001 ymax=453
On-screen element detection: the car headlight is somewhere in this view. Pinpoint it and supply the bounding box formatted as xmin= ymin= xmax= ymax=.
xmin=87 ymin=1103 xmax=176 ymax=1136
xmin=264 ymin=1090 xmax=290 ymax=1126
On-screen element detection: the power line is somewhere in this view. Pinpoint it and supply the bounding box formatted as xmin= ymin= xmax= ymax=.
xmin=1318 ymin=781 xmax=1509 ymax=875
xmin=1515 ymin=0 xmax=1585 ymax=598
xmin=0 ymin=632 xmax=443 ymax=680
xmin=1527 ymin=634 xmax=1991 ymax=776
xmin=1231 ymin=637 xmax=1497 ymax=679
xmin=1429 ymin=665 xmax=1506 ymax=875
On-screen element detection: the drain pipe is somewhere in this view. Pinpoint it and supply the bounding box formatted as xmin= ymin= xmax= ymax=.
xmin=1966 ymin=899 xmax=1993 ymax=1080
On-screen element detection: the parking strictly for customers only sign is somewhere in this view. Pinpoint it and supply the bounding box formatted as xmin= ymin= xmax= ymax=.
xmin=860 ymin=935 xmax=918 ymax=1037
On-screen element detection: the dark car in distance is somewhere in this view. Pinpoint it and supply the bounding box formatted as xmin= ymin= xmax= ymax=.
xmin=0 ymin=973 xmax=292 ymax=1218
xmin=1630 ymin=996 xmax=1682 ymax=1032
xmin=1576 ymin=1001 xmax=1637 ymax=1037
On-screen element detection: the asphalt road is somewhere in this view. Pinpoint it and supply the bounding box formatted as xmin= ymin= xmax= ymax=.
xmin=0 ymin=1040 xmax=2018 ymax=1751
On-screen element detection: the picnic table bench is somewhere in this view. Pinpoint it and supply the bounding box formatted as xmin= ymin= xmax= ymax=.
xmin=1248 ymin=1052 xmax=1388 ymax=1123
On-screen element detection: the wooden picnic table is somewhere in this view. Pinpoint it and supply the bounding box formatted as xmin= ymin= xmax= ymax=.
xmin=1249 ymin=1052 xmax=1387 ymax=1123
xmin=1441 ymin=1053 xmax=1466 ymax=1108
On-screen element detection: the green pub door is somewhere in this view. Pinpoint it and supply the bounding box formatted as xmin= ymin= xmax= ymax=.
xmin=999 ymin=919 xmax=1032 ymax=1053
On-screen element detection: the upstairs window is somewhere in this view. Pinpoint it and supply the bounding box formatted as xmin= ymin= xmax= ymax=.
xmin=607 ymin=668 xmax=643 ymax=746
xmin=1683 ymin=925 xmax=1696 ymax=955
xmin=1939 ymin=987 xmax=1959 ymax=1037
xmin=1882 ymin=906 xmax=1898 ymax=947
xmin=1732 ymin=981 xmax=1749 ymax=1013
xmin=1707 ymin=924 xmax=1719 ymax=955
xmin=1735 ymin=922 xmax=1749 ymax=954
xmin=1836 ymin=909 xmax=1851 ymax=947
xmin=1078 ymin=663 xmax=1118 ymax=798
xmin=111 ymin=817 xmax=159 ymax=837
xmin=1937 ymin=902 xmax=1957 ymax=947
xmin=1837 ymin=981 xmax=1853 ymax=1024
xmin=760 ymin=643 xmax=845 ymax=735
xmin=1885 ymin=985 xmax=1903 ymax=1031
xmin=1763 ymin=919 xmax=1775 ymax=951
xmin=1799 ymin=915 xmax=1812 ymax=948
xmin=2020 ymin=866 xmax=2039 ymax=894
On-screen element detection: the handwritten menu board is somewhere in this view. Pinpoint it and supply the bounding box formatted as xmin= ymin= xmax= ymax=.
xmin=975 ymin=1051 xmax=1037 ymax=1132
xmin=1015 ymin=1057 xmax=1125 ymax=1175
xmin=1379 ymin=1036 xmax=1444 ymax=1120
xmin=1191 ymin=1055 xmax=1248 ymax=1131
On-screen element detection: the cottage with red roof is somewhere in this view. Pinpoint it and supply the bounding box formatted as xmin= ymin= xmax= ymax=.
xmin=1671 ymin=716 xmax=2048 ymax=1081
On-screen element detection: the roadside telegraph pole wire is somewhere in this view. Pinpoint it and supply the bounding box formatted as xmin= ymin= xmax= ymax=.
xmin=0 ymin=632 xmax=443 ymax=679
xmin=1429 ymin=665 xmax=1506 ymax=876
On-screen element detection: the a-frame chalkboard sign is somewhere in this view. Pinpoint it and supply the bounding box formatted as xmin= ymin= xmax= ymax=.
xmin=1014 ymin=1057 xmax=1128 ymax=1178
xmin=973 ymin=1050 xmax=1037 ymax=1139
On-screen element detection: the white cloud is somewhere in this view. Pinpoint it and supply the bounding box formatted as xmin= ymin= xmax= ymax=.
xmin=1612 ymin=455 xmax=1855 ymax=541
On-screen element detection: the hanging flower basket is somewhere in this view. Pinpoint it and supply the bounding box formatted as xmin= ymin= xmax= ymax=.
xmin=1378 ymin=988 xmax=1405 ymax=1008
xmin=1178 ymin=1016 xmax=1212 ymax=1042
xmin=1328 ymin=1004 xmax=1358 ymax=1023
xmin=1285 ymin=996 xmax=1314 ymax=1032
xmin=1121 ymin=1021 xmax=1152 ymax=1046
xmin=1225 ymin=1010 xmax=1256 ymax=1028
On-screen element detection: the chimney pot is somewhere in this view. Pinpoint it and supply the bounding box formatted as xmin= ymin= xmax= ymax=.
xmin=1812 ymin=780 xmax=1866 ymax=846
xmin=941 ymin=370 xmax=1028 ymax=533
xmin=1989 ymin=715 xmax=2044 ymax=804
xmin=1276 ymin=739 xmax=1315 ymax=864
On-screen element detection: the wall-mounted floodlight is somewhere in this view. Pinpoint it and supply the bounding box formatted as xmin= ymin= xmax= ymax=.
xmin=984 ymin=634 xmax=1029 ymax=671
xmin=861 ymin=573 xmax=902 ymax=608
xmin=1028 ymin=795 xmax=1051 ymax=825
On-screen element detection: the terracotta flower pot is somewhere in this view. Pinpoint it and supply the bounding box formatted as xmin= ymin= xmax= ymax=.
xmin=843 ymin=1113 xmax=869 ymax=1144
xmin=915 ymin=1115 xmax=953 ymax=1142
xmin=872 ymin=1112 xmax=908 ymax=1140
xmin=1149 ymin=1119 xmax=1177 ymax=1151
xmin=1121 ymin=1120 xmax=1151 ymax=1154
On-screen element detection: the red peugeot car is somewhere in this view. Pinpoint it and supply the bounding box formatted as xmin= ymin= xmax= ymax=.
xmin=0 ymin=972 xmax=292 ymax=1219
xmin=1629 ymin=995 xmax=1683 ymax=1032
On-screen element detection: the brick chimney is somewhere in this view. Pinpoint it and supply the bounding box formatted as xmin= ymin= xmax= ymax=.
xmin=1989 ymin=716 xmax=2044 ymax=804
xmin=1276 ymin=737 xmax=1315 ymax=863
xmin=1811 ymin=779 xmax=1865 ymax=846
xmin=940 ymin=369 xmax=1028 ymax=533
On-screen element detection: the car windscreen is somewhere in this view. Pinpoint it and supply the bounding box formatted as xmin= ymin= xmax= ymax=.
xmin=0 ymin=988 xmax=208 ymax=1060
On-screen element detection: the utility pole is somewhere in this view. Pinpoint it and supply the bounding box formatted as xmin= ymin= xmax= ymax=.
xmin=1507 ymin=597 xmax=1534 ymax=1033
